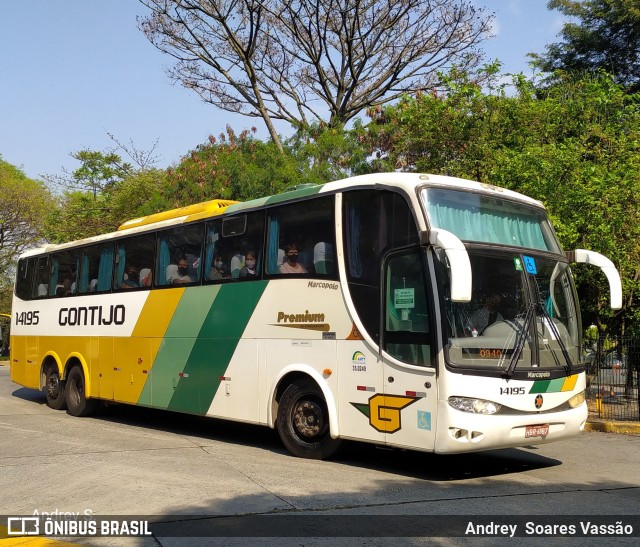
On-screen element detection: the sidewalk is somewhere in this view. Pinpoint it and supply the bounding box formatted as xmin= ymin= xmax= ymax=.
xmin=585 ymin=418 xmax=640 ymax=434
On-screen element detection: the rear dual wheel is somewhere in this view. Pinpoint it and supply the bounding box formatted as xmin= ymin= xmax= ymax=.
xmin=44 ymin=365 xmax=67 ymax=410
xmin=65 ymin=366 xmax=98 ymax=417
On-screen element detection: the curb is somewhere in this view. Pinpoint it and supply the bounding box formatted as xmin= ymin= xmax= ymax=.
xmin=585 ymin=420 xmax=640 ymax=434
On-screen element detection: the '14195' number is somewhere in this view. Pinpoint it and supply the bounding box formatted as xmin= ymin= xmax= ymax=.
xmin=15 ymin=311 xmax=39 ymax=325
xmin=500 ymin=387 xmax=525 ymax=395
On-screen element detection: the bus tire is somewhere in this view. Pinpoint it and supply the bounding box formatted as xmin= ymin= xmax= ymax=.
xmin=65 ymin=366 xmax=98 ymax=417
xmin=276 ymin=379 xmax=341 ymax=460
xmin=44 ymin=365 xmax=67 ymax=411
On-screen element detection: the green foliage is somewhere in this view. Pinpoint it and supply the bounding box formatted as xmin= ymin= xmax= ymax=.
xmin=532 ymin=0 xmax=640 ymax=89
xmin=69 ymin=149 xmax=132 ymax=198
xmin=45 ymin=158 xmax=169 ymax=243
xmin=358 ymin=69 xmax=640 ymax=333
xmin=45 ymin=192 xmax=111 ymax=244
xmin=288 ymin=123 xmax=372 ymax=182
xmin=107 ymin=169 xmax=169 ymax=221
xmin=0 ymin=158 xmax=54 ymax=311
xmin=165 ymin=127 xmax=303 ymax=206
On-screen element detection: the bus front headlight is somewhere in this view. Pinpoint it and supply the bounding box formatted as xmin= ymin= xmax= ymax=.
xmin=568 ymin=391 xmax=585 ymax=408
xmin=448 ymin=396 xmax=501 ymax=415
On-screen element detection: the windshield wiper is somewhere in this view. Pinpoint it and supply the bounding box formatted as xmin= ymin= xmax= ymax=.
xmin=538 ymin=298 xmax=574 ymax=375
xmin=503 ymin=302 xmax=535 ymax=380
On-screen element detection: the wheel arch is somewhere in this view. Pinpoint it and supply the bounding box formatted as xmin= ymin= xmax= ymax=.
xmin=268 ymin=365 xmax=339 ymax=439
xmin=40 ymin=352 xmax=63 ymax=389
xmin=63 ymin=353 xmax=93 ymax=398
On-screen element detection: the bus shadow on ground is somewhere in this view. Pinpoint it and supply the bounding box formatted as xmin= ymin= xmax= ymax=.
xmin=11 ymin=386 xmax=48 ymax=404
xmin=95 ymin=399 xmax=562 ymax=482
xmin=11 ymin=386 xmax=562 ymax=481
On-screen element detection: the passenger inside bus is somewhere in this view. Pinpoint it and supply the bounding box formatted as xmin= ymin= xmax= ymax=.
xmin=121 ymin=264 xmax=140 ymax=289
xmin=470 ymin=293 xmax=504 ymax=334
xmin=239 ymin=250 xmax=258 ymax=279
xmin=280 ymin=243 xmax=307 ymax=274
xmin=209 ymin=253 xmax=229 ymax=280
xmin=166 ymin=257 xmax=193 ymax=285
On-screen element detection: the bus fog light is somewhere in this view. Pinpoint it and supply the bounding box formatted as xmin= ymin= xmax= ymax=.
xmin=448 ymin=396 xmax=501 ymax=415
xmin=568 ymin=391 xmax=585 ymax=408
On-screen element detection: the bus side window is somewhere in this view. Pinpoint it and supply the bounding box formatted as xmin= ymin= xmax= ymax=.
xmin=79 ymin=243 xmax=114 ymax=294
xmin=49 ymin=250 xmax=80 ymax=297
xmin=15 ymin=258 xmax=34 ymax=301
xmin=115 ymin=234 xmax=156 ymax=291
xmin=266 ymin=196 xmax=335 ymax=277
xmin=32 ymin=256 xmax=49 ymax=298
xmin=204 ymin=212 xmax=264 ymax=283
xmin=157 ymin=223 xmax=204 ymax=287
xmin=343 ymin=190 xmax=419 ymax=343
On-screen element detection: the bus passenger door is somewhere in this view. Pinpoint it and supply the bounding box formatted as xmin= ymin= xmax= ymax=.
xmin=381 ymin=249 xmax=438 ymax=452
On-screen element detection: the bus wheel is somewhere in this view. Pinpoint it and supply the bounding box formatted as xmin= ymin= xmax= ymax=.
xmin=276 ymin=379 xmax=341 ymax=460
xmin=44 ymin=365 xmax=67 ymax=410
xmin=65 ymin=367 xmax=98 ymax=417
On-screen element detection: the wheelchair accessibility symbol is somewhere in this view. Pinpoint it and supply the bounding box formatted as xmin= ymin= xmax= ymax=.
xmin=417 ymin=410 xmax=432 ymax=431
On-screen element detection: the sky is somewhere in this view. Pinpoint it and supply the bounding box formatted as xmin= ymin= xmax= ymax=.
xmin=0 ymin=1 xmax=567 ymax=183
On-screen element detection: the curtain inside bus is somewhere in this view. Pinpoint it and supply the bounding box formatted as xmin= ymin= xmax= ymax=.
xmin=97 ymin=246 xmax=113 ymax=291
xmin=428 ymin=201 xmax=548 ymax=249
xmin=158 ymin=240 xmax=170 ymax=285
xmin=267 ymin=217 xmax=279 ymax=274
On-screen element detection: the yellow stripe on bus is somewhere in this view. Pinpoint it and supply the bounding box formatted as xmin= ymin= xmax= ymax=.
xmin=131 ymin=289 xmax=185 ymax=338
xmin=562 ymin=374 xmax=578 ymax=392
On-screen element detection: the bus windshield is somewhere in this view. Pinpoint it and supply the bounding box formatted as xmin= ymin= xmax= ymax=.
xmin=441 ymin=250 xmax=581 ymax=373
xmin=422 ymin=187 xmax=561 ymax=252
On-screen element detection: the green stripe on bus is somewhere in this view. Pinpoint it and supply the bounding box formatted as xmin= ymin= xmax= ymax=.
xmin=226 ymin=185 xmax=324 ymax=214
xmin=167 ymin=281 xmax=268 ymax=414
xmin=138 ymin=286 xmax=221 ymax=408
xmin=529 ymin=378 xmax=566 ymax=393
xmin=264 ymin=185 xmax=323 ymax=205
xmin=225 ymin=197 xmax=270 ymax=214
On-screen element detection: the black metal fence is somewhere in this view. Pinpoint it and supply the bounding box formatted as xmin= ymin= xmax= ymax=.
xmin=585 ymin=336 xmax=640 ymax=422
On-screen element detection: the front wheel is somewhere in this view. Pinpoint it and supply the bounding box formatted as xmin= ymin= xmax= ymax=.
xmin=276 ymin=379 xmax=341 ymax=459
xmin=65 ymin=366 xmax=98 ymax=417
xmin=44 ymin=365 xmax=67 ymax=410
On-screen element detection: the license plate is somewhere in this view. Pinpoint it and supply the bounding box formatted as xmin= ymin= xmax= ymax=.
xmin=525 ymin=424 xmax=549 ymax=438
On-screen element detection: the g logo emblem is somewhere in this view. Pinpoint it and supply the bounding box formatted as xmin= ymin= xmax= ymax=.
xmin=351 ymin=394 xmax=419 ymax=433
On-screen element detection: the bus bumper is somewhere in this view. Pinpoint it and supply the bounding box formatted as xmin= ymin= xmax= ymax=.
xmin=433 ymin=400 xmax=588 ymax=454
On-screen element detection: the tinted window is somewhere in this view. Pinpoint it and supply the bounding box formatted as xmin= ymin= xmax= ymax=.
xmin=79 ymin=243 xmax=114 ymax=294
xmin=266 ymin=196 xmax=336 ymax=277
xmin=204 ymin=212 xmax=264 ymax=282
xmin=115 ymin=234 xmax=156 ymax=291
xmin=15 ymin=258 xmax=34 ymax=300
xmin=50 ymin=250 xmax=80 ymax=297
xmin=32 ymin=257 xmax=50 ymax=298
xmin=343 ymin=190 xmax=418 ymax=343
xmin=157 ymin=224 xmax=204 ymax=287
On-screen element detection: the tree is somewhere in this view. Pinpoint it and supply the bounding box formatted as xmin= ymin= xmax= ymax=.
xmin=532 ymin=0 xmax=640 ymax=89
xmin=164 ymin=126 xmax=301 ymax=205
xmin=45 ymin=149 xmax=133 ymax=199
xmin=138 ymin=0 xmax=493 ymax=151
xmin=359 ymin=70 xmax=640 ymax=334
xmin=0 ymin=158 xmax=54 ymax=311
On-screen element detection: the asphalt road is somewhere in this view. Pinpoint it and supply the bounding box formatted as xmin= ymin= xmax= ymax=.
xmin=0 ymin=363 xmax=639 ymax=546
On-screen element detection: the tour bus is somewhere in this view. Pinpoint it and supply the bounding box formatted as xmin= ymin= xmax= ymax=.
xmin=10 ymin=173 xmax=622 ymax=459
